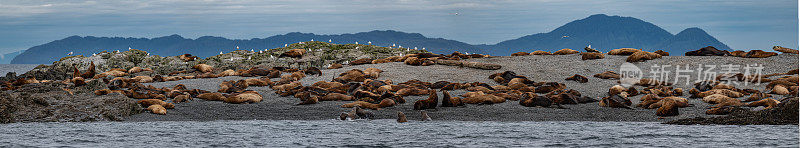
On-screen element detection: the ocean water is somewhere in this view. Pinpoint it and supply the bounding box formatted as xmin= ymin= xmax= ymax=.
xmin=0 ymin=120 xmax=796 ymax=147
xmin=0 ymin=64 xmax=39 ymax=76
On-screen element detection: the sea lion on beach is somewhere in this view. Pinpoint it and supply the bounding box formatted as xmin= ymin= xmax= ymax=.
xmin=746 ymin=92 xmax=770 ymax=102
xmin=626 ymin=51 xmax=662 ymax=62
xmin=146 ymin=105 xmax=167 ymax=115
xmin=462 ymin=93 xmax=505 ymax=104
xmin=303 ymin=67 xmax=322 ymax=76
xmin=773 ymin=46 xmax=798 ymax=54
xmin=72 ymin=61 xmax=96 ymax=78
xmin=608 ymin=85 xmax=625 ymax=96
xmin=341 ymin=101 xmax=385 ymax=110
xmin=702 ymin=94 xmax=740 ymax=104
xmin=396 ymin=87 xmax=431 ymax=96
xmin=695 ymin=89 xmax=744 ymax=98
xmin=580 ymin=52 xmax=604 ymax=60
xmin=594 ymin=71 xmax=620 ymax=79
xmin=328 ymin=63 xmax=343 ymax=69
xmin=193 ymin=64 xmax=214 ymax=73
xmin=173 ymin=94 xmax=192 ymax=103
xmin=371 ymin=58 xmax=392 ymax=64
xmin=397 ymin=112 xmax=408 ymax=123
xmin=94 ymin=69 xmax=128 ymax=79
xmin=94 ymin=89 xmax=113 ymax=95
xmin=656 ymin=99 xmax=679 ymax=116
xmin=742 ymin=50 xmax=778 ymax=58
xmin=731 ymin=50 xmax=746 ymax=57
xmin=224 ymin=91 xmax=263 ymax=104
xmin=420 ymin=111 xmax=432 ymax=121
xmin=684 ymin=46 xmax=731 ymax=56
xmin=519 ymin=92 xmax=551 ymax=107
xmin=530 ymin=50 xmax=552 ymax=55
xmin=350 ymin=58 xmax=373 ymax=65
xmin=279 ymin=49 xmax=306 ymax=58
xmin=403 ymin=57 xmax=425 ymax=66
xmin=128 ymin=67 xmax=152 ymax=74
xmin=414 ymin=91 xmax=439 ymax=110
xmin=770 ymin=85 xmax=790 ymax=95
xmin=363 ymin=68 xmax=383 ymax=79
xmin=746 ymin=98 xmax=780 ymax=109
xmin=599 ymin=94 xmax=632 ymax=109
xmin=564 ymin=74 xmax=589 ymax=83
xmin=131 ymin=76 xmax=153 ymax=83
xmin=137 ymin=99 xmax=175 ymax=109
xmin=272 ymin=81 xmax=301 ymax=91
xmin=440 ymin=90 xmax=463 ymax=107
xmin=511 ymin=52 xmax=530 ymax=56
xmin=705 ymin=106 xmax=737 ymax=115
xmin=553 ymin=48 xmax=579 ymax=55
xmin=607 ymin=48 xmax=641 ymax=55
xmin=197 ymin=92 xmax=227 ymax=101
xmin=71 ymin=77 xmax=86 ymax=86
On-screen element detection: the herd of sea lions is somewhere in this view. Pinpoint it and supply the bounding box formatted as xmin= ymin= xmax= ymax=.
xmin=0 ymin=45 xmax=797 ymax=122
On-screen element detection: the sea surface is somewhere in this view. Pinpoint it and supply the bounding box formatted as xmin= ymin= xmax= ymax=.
xmin=0 ymin=120 xmax=796 ymax=147
xmin=0 ymin=64 xmax=39 ymax=76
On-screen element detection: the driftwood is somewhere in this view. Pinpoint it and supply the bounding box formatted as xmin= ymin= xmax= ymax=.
xmin=434 ymin=59 xmax=501 ymax=70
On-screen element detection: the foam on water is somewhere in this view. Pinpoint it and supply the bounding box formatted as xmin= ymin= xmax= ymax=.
xmin=0 ymin=120 xmax=796 ymax=147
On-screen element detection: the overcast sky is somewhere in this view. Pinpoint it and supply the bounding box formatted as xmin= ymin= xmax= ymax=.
xmin=0 ymin=0 xmax=797 ymax=54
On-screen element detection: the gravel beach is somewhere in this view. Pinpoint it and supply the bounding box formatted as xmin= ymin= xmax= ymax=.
xmin=126 ymin=53 xmax=799 ymax=122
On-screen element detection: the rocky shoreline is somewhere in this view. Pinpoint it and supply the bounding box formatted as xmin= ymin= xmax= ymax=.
xmin=1 ymin=44 xmax=798 ymax=125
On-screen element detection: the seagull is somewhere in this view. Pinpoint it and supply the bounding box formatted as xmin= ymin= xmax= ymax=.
xmin=259 ymin=51 xmax=263 ymax=54
xmin=356 ymin=46 xmax=360 ymax=49
xmin=285 ymin=44 xmax=288 ymax=47
xmin=588 ymin=45 xmax=592 ymax=49
xmin=236 ymin=46 xmax=240 ymax=49
xmin=128 ymin=47 xmax=131 ymax=50
xmin=68 ymin=52 xmax=73 ymax=55
xmin=270 ymin=55 xmax=274 ymax=59
xmin=398 ymin=45 xmax=402 ymax=48
xmin=92 ymin=53 xmax=96 ymax=56
xmin=465 ymin=52 xmax=470 ymax=55
xmin=422 ymin=47 xmax=425 ymax=50
xmin=251 ymin=49 xmax=254 ymax=52
xmin=414 ymin=47 xmax=417 ymax=50
xmin=248 ymin=56 xmax=251 ymax=60
xmin=311 ymin=39 xmax=314 ymax=41
xmin=300 ymin=42 xmax=304 ymax=44
xmin=367 ymin=41 xmax=372 ymax=45
xmin=328 ymin=39 xmax=332 ymax=42
xmin=355 ymin=41 xmax=359 ymax=44
xmin=562 ymin=35 xmax=569 ymax=38
xmin=220 ymin=51 xmax=223 ymax=55
xmin=115 ymin=50 xmax=120 ymax=53
xmin=146 ymin=53 xmax=150 ymax=56
xmin=392 ymin=43 xmax=396 ymax=47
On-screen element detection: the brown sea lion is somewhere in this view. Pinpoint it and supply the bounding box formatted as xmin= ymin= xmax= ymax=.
xmin=279 ymin=49 xmax=306 ymax=58
xmin=565 ymin=74 xmax=588 ymax=83
xmin=71 ymin=77 xmax=86 ymax=86
xmin=327 ymin=63 xmax=343 ymax=69
xmin=413 ymin=91 xmax=439 ymax=110
xmin=696 ymin=89 xmax=744 ymax=98
xmin=173 ymin=94 xmax=192 ymax=103
xmin=137 ymin=99 xmax=175 ymax=109
xmin=608 ymin=85 xmax=625 ymax=96
xmin=193 ymin=64 xmax=214 ymax=73
xmin=363 ymin=68 xmax=383 ymax=79
xmin=530 ymin=50 xmax=552 ymax=55
xmin=743 ymin=50 xmax=778 ymax=58
xmin=599 ymin=94 xmax=632 ymax=109
xmin=654 ymin=50 xmax=669 ymax=56
xmin=146 ymin=105 xmax=167 ymax=115
xmin=224 ymin=91 xmax=263 ymax=104
xmin=519 ymin=92 xmax=552 ymax=107
xmin=705 ymin=106 xmax=737 ymax=115
xmin=773 ymin=46 xmax=799 ymax=54
xmin=580 ymin=52 xmax=604 ymax=60
xmin=397 ymin=112 xmax=408 ymax=123
xmin=128 ymin=67 xmax=152 ymax=74
xmin=746 ymin=98 xmax=780 ymax=109
xmin=178 ymin=54 xmax=197 ymax=62
xmin=553 ymin=48 xmax=579 ymax=55
xmin=746 ymin=92 xmax=770 ymax=102
xmin=372 ymin=58 xmax=392 ymax=64
xmin=594 ymin=71 xmax=620 ymax=79
xmin=197 ymin=92 xmax=227 ymax=101
xmin=94 ymin=89 xmax=113 ymax=95
xmin=702 ymin=94 xmax=740 ymax=104
xmin=440 ymin=90 xmax=463 ymax=107
xmin=770 ymin=85 xmax=790 ymax=95
xmin=656 ymin=99 xmax=679 ymax=116
xmin=607 ymin=48 xmax=641 ymax=55
xmin=626 ymin=51 xmax=662 ymax=62
xmin=350 ymin=58 xmax=373 ymax=65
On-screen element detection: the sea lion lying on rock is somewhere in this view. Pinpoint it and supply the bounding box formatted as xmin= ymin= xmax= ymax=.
xmin=193 ymin=64 xmax=214 ymax=73
xmin=654 ymin=50 xmax=669 ymax=56
xmin=279 ymin=49 xmax=306 ymax=58
xmin=746 ymin=98 xmax=780 ymax=109
xmin=224 ymin=91 xmax=263 ymax=104
xmin=363 ymin=68 xmax=383 ymax=79
xmin=773 ymin=46 xmax=798 ymax=54
xmin=511 ymin=52 xmax=530 ymax=56
xmin=146 ymin=105 xmax=167 ymax=115
xmin=350 ymin=58 xmax=373 ymax=65
xmin=440 ymin=90 xmax=463 ymax=107
xmin=178 ymin=54 xmax=197 ymax=62
xmin=741 ymin=50 xmax=778 ymax=58
xmin=599 ymin=93 xmax=632 ymax=109
xmin=328 ymin=63 xmax=343 ymax=69
xmin=519 ymin=92 xmax=552 ymax=107
xmin=128 ymin=67 xmax=152 ymax=74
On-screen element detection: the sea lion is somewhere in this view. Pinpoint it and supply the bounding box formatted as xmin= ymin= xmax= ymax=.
xmin=244 ymin=78 xmax=273 ymax=87
xmin=580 ymin=52 xmax=604 ymax=60
xmin=396 ymin=87 xmax=431 ymax=96
xmin=553 ymin=48 xmax=579 ymax=55
xmin=272 ymin=81 xmax=302 ymax=91
xmin=279 ymin=48 xmax=306 ymax=58
xmin=173 ymin=94 xmax=192 ymax=103
xmin=656 ymin=99 xmax=679 ymax=116
xmin=224 ymin=91 xmax=263 ymax=104
xmin=519 ymin=92 xmax=551 ymax=107
xmin=397 ymin=112 xmax=408 ymax=123
xmin=705 ymin=106 xmax=737 ymax=115
xmin=771 ymin=85 xmax=790 ymax=95
xmin=328 ymin=63 xmax=343 ymax=69
xmin=128 ymin=67 xmax=152 ymax=74
xmin=197 ymin=92 xmax=227 ymax=101
xmin=594 ymin=71 xmax=620 ymax=79
xmin=341 ymin=101 xmax=382 ymax=110
xmin=363 ymin=68 xmax=383 ymax=79
xmin=746 ymin=92 xmax=770 ymax=102
xmin=511 ymin=52 xmax=530 ymax=56
xmin=773 ymin=46 xmax=799 ymax=54
xmin=137 ymin=99 xmax=175 ymax=109
xmin=462 ymin=93 xmax=505 ymax=104
xmin=303 ymin=67 xmax=322 ymax=76
xmin=440 ymin=90 xmax=463 ymax=107
xmin=626 ymin=51 xmax=662 ymax=62
xmin=146 ymin=105 xmax=167 ymax=115
xmin=350 ymin=58 xmax=373 ymax=65
xmin=413 ymin=91 xmax=439 ymax=110
xmin=296 ymin=94 xmax=319 ymax=105
xmin=420 ymin=111 xmax=432 ymax=121
xmin=684 ymin=46 xmax=731 ymax=56
xmin=178 ymin=54 xmax=197 ymax=62
xmin=742 ymin=50 xmax=778 ymax=58
xmin=565 ymin=74 xmax=588 ymax=83
xmin=607 ymin=48 xmax=641 ymax=55
xmin=702 ymin=94 xmax=740 ymax=104
xmin=93 ymin=70 xmax=128 ymax=79
xmin=404 ymin=57 xmax=425 ymax=66
xmin=599 ymin=94 xmax=631 ymax=109
xmin=746 ymin=98 xmax=780 ymax=109
xmin=530 ymin=50 xmax=552 ymax=55
xmin=94 ymin=89 xmax=113 ymax=95
xmin=71 ymin=77 xmax=86 ymax=86
xmin=131 ymin=76 xmax=154 ymax=83
xmin=731 ymin=50 xmax=747 ymax=57
xmin=608 ymin=85 xmax=625 ymax=96
xmin=192 ymin=64 xmax=214 ymax=73
xmin=654 ymin=50 xmax=669 ymax=56
xmin=696 ymin=89 xmax=744 ymax=98
xmin=584 ymin=46 xmax=600 ymax=53
xmin=372 ymin=58 xmax=392 ymax=64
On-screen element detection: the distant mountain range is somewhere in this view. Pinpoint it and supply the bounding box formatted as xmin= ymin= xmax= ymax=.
xmin=1 ymin=50 xmax=23 ymax=64
xmin=11 ymin=14 xmax=731 ymax=64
